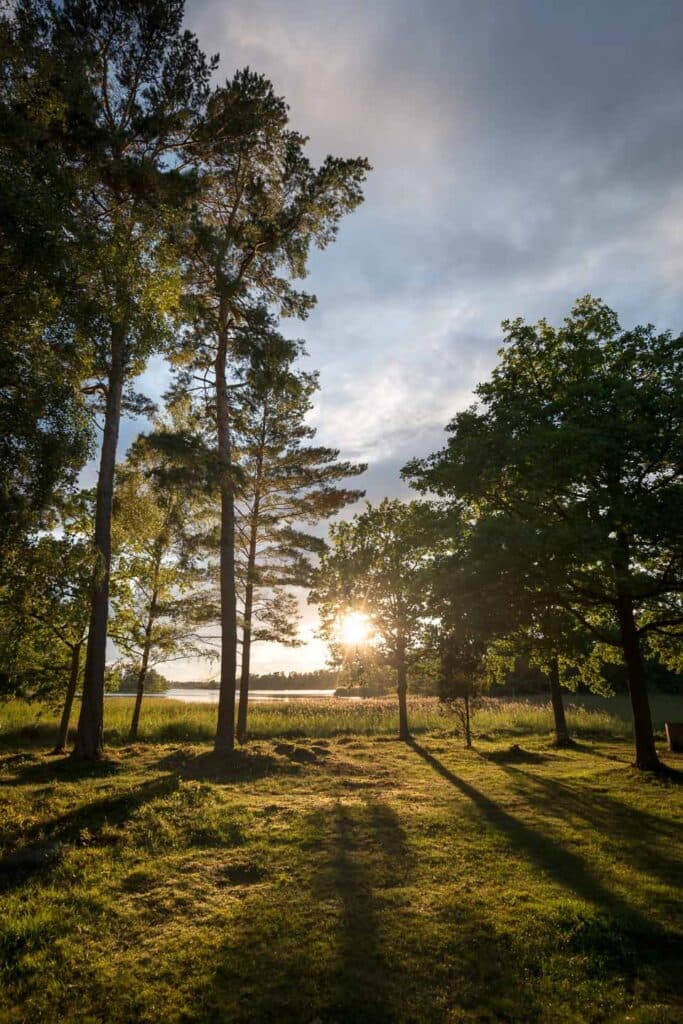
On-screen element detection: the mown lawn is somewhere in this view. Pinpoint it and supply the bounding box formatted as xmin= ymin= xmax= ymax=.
xmin=1 ymin=698 xmax=682 ymax=1023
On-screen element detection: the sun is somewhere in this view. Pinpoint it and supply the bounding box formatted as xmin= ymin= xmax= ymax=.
xmin=338 ymin=611 xmax=371 ymax=646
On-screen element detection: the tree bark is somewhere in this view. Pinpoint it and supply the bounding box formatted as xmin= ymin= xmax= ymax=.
xmin=236 ymin=421 xmax=265 ymax=745
xmin=128 ymin=590 xmax=157 ymax=743
xmin=74 ymin=324 xmax=125 ymax=759
xmin=397 ymin=643 xmax=410 ymax=741
xmin=53 ymin=641 xmax=82 ymax=754
xmin=214 ymin=315 xmax=238 ymax=753
xmin=548 ymin=653 xmax=571 ymax=746
xmin=236 ymin=571 xmax=255 ymax=745
xmin=464 ymin=692 xmax=471 ymax=749
xmin=616 ymin=590 xmax=660 ymax=770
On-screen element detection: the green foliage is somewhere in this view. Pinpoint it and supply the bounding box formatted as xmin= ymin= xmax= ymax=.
xmin=233 ymin=347 xmax=365 ymax=653
xmin=110 ymin=430 xmax=213 ymax=680
xmin=105 ymin=667 xmax=169 ymax=694
xmin=406 ymin=297 xmax=683 ymax=766
xmin=407 ymin=295 xmax=683 ymax=655
xmin=0 ymin=493 xmax=94 ymax=700
xmin=313 ymin=499 xmax=437 ymax=672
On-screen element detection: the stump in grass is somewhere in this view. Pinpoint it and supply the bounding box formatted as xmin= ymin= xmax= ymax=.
xmin=664 ymin=722 xmax=683 ymax=753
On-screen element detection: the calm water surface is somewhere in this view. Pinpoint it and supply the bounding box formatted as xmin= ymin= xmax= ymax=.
xmin=106 ymin=688 xmax=337 ymax=703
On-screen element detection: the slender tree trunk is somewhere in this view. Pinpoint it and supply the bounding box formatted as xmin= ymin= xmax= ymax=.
xmin=128 ymin=592 xmax=157 ymax=743
xmin=53 ymin=641 xmax=82 ymax=754
xmin=236 ymin=576 xmax=255 ymax=744
xmin=548 ymin=653 xmax=571 ymax=746
xmin=464 ymin=692 xmax=471 ymax=749
xmin=616 ymin=591 xmax=660 ymax=770
xmin=214 ymin=317 xmax=238 ymax=753
xmin=74 ymin=325 xmax=125 ymax=759
xmin=397 ymin=644 xmax=409 ymax=741
xmin=128 ymin=658 xmax=149 ymax=744
xmin=236 ymin=480 xmax=262 ymax=745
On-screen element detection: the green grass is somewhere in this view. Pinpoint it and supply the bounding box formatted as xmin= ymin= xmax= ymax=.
xmin=1 ymin=697 xmax=682 ymax=1023
xmin=2 ymin=692 xmax=681 ymax=750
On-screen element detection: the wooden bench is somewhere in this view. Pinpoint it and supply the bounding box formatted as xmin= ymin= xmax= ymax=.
xmin=664 ymin=722 xmax=683 ymax=753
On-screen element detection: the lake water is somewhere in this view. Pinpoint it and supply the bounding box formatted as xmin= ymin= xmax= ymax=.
xmin=105 ymin=687 xmax=337 ymax=703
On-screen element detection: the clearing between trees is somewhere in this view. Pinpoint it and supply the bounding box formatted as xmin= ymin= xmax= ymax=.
xmin=1 ymin=697 xmax=682 ymax=1024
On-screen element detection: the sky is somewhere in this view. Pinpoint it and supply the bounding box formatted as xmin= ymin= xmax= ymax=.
xmin=111 ymin=0 xmax=683 ymax=679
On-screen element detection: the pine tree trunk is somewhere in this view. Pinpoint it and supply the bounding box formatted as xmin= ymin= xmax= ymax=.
xmin=616 ymin=591 xmax=660 ymax=770
xmin=214 ymin=318 xmax=237 ymax=753
xmin=74 ymin=325 xmax=125 ymax=759
xmin=53 ymin=641 xmax=82 ymax=753
xmin=397 ymin=645 xmax=410 ymax=741
xmin=236 ymin=578 xmax=254 ymax=744
xmin=549 ymin=653 xmax=571 ymax=746
xmin=236 ymin=502 xmax=261 ymax=743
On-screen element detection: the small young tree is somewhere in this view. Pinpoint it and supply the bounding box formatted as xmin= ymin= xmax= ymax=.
xmin=233 ymin=357 xmax=365 ymax=741
xmin=312 ymin=500 xmax=434 ymax=740
xmin=110 ymin=435 xmax=211 ymax=741
xmin=437 ymin=633 xmax=488 ymax=749
xmin=0 ymin=494 xmax=94 ymax=751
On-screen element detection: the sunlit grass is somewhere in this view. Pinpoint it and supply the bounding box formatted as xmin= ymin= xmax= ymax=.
xmin=2 ymin=693 xmax=680 ymax=750
xmin=1 ymin=723 xmax=682 ymax=1023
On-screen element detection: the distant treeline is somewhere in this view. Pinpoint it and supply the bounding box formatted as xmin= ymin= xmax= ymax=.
xmin=107 ymin=661 xmax=681 ymax=697
xmin=176 ymin=671 xmax=340 ymax=691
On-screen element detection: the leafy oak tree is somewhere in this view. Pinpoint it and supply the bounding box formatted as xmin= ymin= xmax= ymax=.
xmin=406 ymin=297 xmax=683 ymax=770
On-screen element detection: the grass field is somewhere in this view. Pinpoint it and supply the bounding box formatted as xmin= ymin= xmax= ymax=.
xmin=2 ymin=692 xmax=682 ymax=749
xmin=1 ymin=696 xmax=682 ymax=1023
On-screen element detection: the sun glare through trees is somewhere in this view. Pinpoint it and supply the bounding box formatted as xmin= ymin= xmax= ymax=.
xmin=338 ymin=611 xmax=372 ymax=647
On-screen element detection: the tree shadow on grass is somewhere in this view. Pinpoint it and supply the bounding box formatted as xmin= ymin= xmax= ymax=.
xmin=310 ymin=800 xmax=543 ymax=1023
xmin=0 ymin=772 xmax=180 ymax=891
xmin=190 ymin=799 xmax=435 ymax=1023
xmin=0 ymin=751 xmax=123 ymax=787
xmin=319 ymin=800 xmax=408 ymax=1022
xmin=486 ymin=759 xmax=683 ymax=890
xmin=407 ymin=740 xmax=683 ymax=990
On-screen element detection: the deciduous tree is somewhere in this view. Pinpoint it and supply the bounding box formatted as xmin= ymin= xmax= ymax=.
xmin=406 ymin=297 xmax=683 ymax=770
xmin=312 ymin=500 xmax=434 ymax=740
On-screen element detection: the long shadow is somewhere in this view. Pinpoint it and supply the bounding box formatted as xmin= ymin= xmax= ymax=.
xmin=323 ymin=801 xmax=397 ymax=1022
xmin=407 ymin=739 xmax=681 ymax=961
xmin=486 ymin=759 xmax=683 ymax=888
xmin=0 ymin=752 xmax=123 ymax=788
xmin=191 ymin=800 xmax=420 ymax=1023
xmin=320 ymin=800 xmax=548 ymax=1022
xmin=0 ymin=772 xmax=179 ymax=891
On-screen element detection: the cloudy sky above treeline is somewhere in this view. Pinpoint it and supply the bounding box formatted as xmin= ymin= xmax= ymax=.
xmin=122 ymin=0 xmax=683 ymax=676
